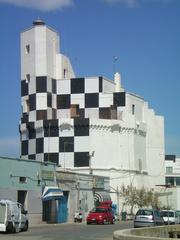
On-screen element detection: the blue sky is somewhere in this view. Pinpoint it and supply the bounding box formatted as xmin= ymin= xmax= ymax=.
xmin=0 ymin=0 xmax=179 ymax=157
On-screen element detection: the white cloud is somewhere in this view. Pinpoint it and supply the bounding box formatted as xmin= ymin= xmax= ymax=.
xmin=0 ymin=0 xmax=174 ymax=10
xmin=0 ymin=0 xmax=74 ymax=11
xmin=104 ymin=0 xmax=174 ymax=7
xmin=0 ymin=136 xmax=20 ymax=158
xmin=104 ymin=0 xmax=137 ymax=7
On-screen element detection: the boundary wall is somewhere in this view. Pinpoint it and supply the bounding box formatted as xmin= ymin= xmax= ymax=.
xmin=114 ymin=225 xmax=180 ymax=240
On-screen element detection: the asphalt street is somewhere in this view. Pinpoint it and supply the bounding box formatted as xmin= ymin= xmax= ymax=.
xmin=0 ymin=221 xmax=133 ymax=240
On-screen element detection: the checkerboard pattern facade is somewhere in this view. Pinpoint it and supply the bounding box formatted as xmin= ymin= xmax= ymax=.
xmin=20 ymin=76 xmax=126 ymax=167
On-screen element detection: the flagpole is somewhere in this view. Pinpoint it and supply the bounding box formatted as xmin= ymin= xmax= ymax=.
xmin=113 ymin=56 xmax=118 ymax=75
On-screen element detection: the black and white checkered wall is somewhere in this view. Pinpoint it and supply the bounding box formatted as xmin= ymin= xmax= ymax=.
xmin=20 ymin=76 xmax=126 ymax=167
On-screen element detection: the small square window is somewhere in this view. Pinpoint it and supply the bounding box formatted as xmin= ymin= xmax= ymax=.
xmin=19 ymin=177 xmax=27 ymax=183
xmin=25 ymin=45 xmax=30 ymax=54
xmin=166 ymin=167 xmax=173 ymax=174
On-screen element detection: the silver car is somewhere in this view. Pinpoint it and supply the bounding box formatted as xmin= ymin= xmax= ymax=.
xmin=134 ymin=208 xmax=164 ymax=228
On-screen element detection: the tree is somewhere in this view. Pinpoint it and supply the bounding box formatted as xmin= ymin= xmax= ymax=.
xmin=120 ymin=184 xmax=138 ymax=215
xmin=136 ymin=187 xmax=147 ymax=208
xmin=120 ymin=185 xmax=162 ymax=214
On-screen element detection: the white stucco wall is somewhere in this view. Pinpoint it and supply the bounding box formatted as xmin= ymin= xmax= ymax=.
xmin=69 ymin=93 xmax=165 ymax=209
xmin=21 ymin=27 xmax=36 ymax=80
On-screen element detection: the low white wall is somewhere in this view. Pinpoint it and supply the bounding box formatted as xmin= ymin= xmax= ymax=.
xmin=113 ymin=225 xmax=180 ymax=240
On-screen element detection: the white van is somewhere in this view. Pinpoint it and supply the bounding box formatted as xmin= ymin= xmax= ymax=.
xmin=0 ymin=200 xmax=29 ymax=233
xmin=160 ymin=210 xmax=180 ymax=225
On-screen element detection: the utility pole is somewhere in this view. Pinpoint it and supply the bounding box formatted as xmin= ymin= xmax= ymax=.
xmin=92 ymin=176 xmax=96 ymax=197
xmin=117 ymin=186 xmax=120 ymax=217
xmin=77 ymin=182 xmax=80 ymax=210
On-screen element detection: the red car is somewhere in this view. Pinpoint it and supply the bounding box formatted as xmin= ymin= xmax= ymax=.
xmin=86 ymin=206 xmax=114 ymax=224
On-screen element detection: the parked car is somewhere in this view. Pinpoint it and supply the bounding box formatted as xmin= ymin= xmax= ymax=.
xmin=0 ymin=200 xmax=29 ymax=233
xmin=86 ymin=206 xmax=114 ymax=224
xmin=160 ymin=210 xmax=180 ymax=225
xmin=176 ymin=210 xmax=180 ymax=219
xmin=134 ymin=208 xmax=164 ymax=228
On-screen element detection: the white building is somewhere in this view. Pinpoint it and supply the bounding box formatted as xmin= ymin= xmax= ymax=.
xmin=165 ymin=155 xmax=180 ymax=187
xmin=19 ymin=20 xmax=165 ymax=209
xmin=157 ymin=155 xmax=180 ymax=210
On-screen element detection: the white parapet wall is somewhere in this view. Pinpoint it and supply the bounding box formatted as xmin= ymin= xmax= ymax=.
xmin=113 ymin=225 xmax=180 ymax=240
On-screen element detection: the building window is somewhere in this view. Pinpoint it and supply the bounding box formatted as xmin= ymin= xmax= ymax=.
xmin=166 ymin=167 xmax=173 ymax=174
xmin=25 ymin=99 xmax=30 ymax=113
xmin=176 ymin=177 xmax=180 ymax=186
xmin=25 ymin=74 xmax=30 ymax=83
xmin=19 ymin=177 xmax=27 ymax=183
xmin=21 ymin=80 xmax=28 ymax=96
xmin=70 ymin=104 xmax=79 ymax=118
xmin=36 ymin=110 xmax=47 ymax=120
xmin=132 ymin=104 xmax=135 ymax=115
xmin=64 ymin=69 xmax=67 ymax=79
xmin=165 ymin=155 xmax=176 ymax=162
xmin=25 ymin=45 xmax=30 ymax=54
xmin=21 ymin=140 xmax=28 ymax=155
xmin=165 ymin=176 xmax=174 ymax=186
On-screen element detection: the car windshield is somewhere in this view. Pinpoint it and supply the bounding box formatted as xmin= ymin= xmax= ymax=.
xmin=136 ymin=209 xmax=153 ymax=216
xmin=161 ymin=211 xmax=174 ymax=217
xmin=90 ymin=208 xmax=106 ymax=213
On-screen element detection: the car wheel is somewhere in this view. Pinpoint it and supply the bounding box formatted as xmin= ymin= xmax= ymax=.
xmin=23 ymin=221 xmax=29 ymax=231
xmin=103 ymin=218 xmax=107 ymax=224
xmin=7 ymin=222 xmax=16 ymax=233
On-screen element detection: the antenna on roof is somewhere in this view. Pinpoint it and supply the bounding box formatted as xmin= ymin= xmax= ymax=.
xmin=113 ymin=56 xmax=118 ymax=76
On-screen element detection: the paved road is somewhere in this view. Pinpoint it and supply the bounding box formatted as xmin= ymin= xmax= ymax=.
xmin=0 ymin=221 xmax=133 ymax=240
